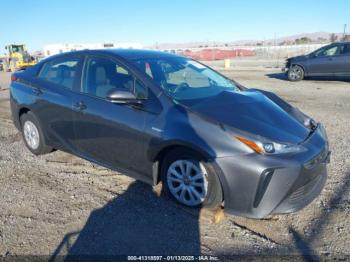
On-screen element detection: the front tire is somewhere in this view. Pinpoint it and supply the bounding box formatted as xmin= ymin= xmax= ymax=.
xmin=288 ymin=65 xmax=304 ymax=81
xmin=161 ymin=148 xmax=223 ymax=208
xmin=20 ymin=112 xmax=52 ymax=155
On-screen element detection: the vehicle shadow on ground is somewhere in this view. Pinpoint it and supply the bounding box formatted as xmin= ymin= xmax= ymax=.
xmin=287 ymin=171 xmax=350 ymax=260
xmin=50 ymin=102 xmax=216 ymax=260
xmin=50 ymin=181 xmax=201 ymax=260
xmin=265 ymin=72 xmax=289 ymax=81
xmin=266 ymin=73 xmax=350 ymax=83
xmin=232 ymin=171 xmax=350 ymax=260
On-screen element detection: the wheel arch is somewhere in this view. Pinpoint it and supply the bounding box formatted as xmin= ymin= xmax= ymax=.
xmin=150 ymin=142 xmax=213 ymax=185
xmin=152 ymin=143 xmax=225 ymax=206
xmin=18 ymin=107 xmax=52 ymax=149
xmin=12 ymin=106 xmax=31 ymax=130
xmin=290 ymin=62 xmax=307 ymax=76
xmin=19 ymin=107 xmax=31 ymax=119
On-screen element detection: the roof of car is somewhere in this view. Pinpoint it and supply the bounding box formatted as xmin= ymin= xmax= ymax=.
xmin=102 ymin=49 xmax=183 ymax=59
xmin=41 ymin=49 xmax=185 ymax=64
xmin=332 ymin=41 xmax=350 ymax=45
xmin=54 ymin=49 xmax=183 ymax=60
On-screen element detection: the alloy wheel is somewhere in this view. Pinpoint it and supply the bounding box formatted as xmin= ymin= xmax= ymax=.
xmin=166 ymin=160 xmax=208 ymax=206
xmin=23 ymin=121 xmax=40 ymax=150
xmin=289 ymin=65 xmax=303 ymax=80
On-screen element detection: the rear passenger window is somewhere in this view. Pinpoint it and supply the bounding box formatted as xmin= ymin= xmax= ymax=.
xmin=39 ymin=58 xmax=79 ymax=89
xmin=340 ymin=44 xmax=350 ymax=55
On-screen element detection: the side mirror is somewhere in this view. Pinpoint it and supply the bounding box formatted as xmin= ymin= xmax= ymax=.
xmin=106 ymin=89 xmax=143 ymax=105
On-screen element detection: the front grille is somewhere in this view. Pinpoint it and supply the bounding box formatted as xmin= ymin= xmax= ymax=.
xmin=274 ymin=168 xmax=327 ymax=214
xmin=287 ymin=174 xmax=322 ymax=204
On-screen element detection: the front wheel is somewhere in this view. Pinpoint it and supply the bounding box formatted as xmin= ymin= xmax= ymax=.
xmin=288 ymin=65 xmax=304 ymax=81
xmin=161 ymin=149 xmax=223 ymax=208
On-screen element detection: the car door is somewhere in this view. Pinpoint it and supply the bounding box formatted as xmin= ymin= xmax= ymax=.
xmin=72 ymin=55 xmax=157 ymax=180
xmin=33 ymin=55 xmax=84 ymax=150
xmin=306 ymin=44 xmax=340 ymax=76
xmin=333 ymin=43 xmax=350 ymax=76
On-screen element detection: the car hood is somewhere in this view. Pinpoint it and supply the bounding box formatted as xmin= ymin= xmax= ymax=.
xmin=288 ymin=55 xmax=309 ymax=62
xmin=181 ymin=90 xmax=310 ymax=144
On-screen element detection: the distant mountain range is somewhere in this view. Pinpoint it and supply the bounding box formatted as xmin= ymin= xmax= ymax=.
xmin=147 ymin=32 xmax=344 ymax=49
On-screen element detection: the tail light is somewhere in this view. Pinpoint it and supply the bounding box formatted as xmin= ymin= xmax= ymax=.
xmin=11 ymin=75 xmax=18 ymax=82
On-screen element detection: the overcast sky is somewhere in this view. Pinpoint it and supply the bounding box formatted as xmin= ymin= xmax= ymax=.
xmin=1 ymin=0 xmax=349 ymax=52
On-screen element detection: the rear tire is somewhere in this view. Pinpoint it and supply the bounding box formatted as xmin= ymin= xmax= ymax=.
xmin=9 ymin=60 xmax=16 ymax=72
xmin=288 ymin=65 xmax=304 ymax=81
xmin=161 ymin=148 xmax=223 ymax=208
xmin=20 ymin=112 xmax=53 ymax=155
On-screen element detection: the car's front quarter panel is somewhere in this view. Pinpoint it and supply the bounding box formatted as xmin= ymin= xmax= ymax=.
xmin=146 ymin=104 xmax=252 ymax=163
xmin=214 ymin=125 xmax=329 ymax=218
xmin=288 ymin=57 xmax=308 ymax=74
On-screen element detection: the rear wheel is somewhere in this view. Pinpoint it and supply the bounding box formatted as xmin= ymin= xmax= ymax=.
xmin=9 ymin=60 xmax=16 ymax=72
xmin=20 ymin=112 xmax=53 ymax=155
xmin=2 ymin=61 xmax=8 ymax=72
xmin=288 ymin=65 xmax=304 ymax=81
xmin=161 ymin=148 xmax=223 ymax=208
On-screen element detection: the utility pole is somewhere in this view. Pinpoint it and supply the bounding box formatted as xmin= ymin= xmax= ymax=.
xmin=343 ymin=24 xmax=347 ymax=39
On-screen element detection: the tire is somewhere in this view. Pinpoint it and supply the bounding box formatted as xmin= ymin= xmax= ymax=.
xmin=20 ymin=112 xmax=52 ymax=155
xmin=288 ymin=65 xmax=304 ymax=81
xmin=2 ymin=62 xmax=8 ymax=72
xmin=9 ymin=60 xmax=16 ymax=72
xmin=161 ymin=148 xmax=223 ymax=208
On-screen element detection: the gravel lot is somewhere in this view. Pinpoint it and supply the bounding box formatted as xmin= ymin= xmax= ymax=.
xmin=0 ymin=68 xmax=349 ymax=259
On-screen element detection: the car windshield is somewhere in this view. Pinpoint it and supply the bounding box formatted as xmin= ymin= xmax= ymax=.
xmin=131 ymin=56 xmax=239 ymax=101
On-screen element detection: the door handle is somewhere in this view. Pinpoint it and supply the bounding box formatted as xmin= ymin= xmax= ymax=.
xmin=33 ymin=87 xmax=43 ymax=96
xmin=73 ymin=101 xmax=87 ymax=111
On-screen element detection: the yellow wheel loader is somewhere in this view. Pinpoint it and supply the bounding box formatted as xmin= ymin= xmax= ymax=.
xmin=3 ymin=44 xmax=36 ymax=72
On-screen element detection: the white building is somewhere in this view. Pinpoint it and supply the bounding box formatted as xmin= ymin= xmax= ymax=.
xmin=43 ymin=42 xmax=143 ymax=57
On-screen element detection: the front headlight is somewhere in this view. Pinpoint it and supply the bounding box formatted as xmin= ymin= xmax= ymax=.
xmin=267 ymin=142 xmax=306 ymax=154
xmin=235 ymin=136 xmax=306 ymax=155
xmin=285 ymin=59 xmax=291 ymax=68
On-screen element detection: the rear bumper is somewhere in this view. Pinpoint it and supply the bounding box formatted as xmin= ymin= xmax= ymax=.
xmin=214 ymin=125 xmax=330 ymax=219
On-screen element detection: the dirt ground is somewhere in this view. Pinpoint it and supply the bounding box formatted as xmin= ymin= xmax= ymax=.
xmin=0 ymin=67 xmax=349 ymax=259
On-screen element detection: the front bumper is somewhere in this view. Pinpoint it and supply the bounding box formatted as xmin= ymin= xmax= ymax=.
xmin=282 ymin=60 xmax=291 ymax=72
xmin=214 ymin=125 xmax=330 ymax=219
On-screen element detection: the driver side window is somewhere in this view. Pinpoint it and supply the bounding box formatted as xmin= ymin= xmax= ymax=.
xmin=83 ymin=56 xmax=148 ymax=100
xmin=315 ymin=45 xmax=339 ymax=57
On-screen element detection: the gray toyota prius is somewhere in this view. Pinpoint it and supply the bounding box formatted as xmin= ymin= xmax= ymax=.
xmin=10 ymin=49 xmax=330 ymax=218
